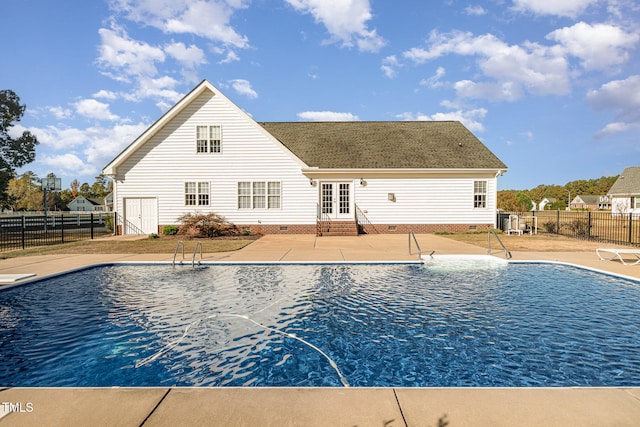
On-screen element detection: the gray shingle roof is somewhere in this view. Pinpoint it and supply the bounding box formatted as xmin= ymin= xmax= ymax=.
xmin=608 ymin=167 xmax=640 ymax=195
xmin=575 ymin=195 xmax=603 ymax=204
xmin=260 ymin=121 xmax=507 ymax=170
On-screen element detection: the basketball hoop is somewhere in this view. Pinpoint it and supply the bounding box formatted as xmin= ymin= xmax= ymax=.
xmin=41 ymin=178 xmax=62 ymax=192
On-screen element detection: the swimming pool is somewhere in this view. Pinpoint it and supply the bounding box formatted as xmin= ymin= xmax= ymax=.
xmin=1 ymin=261 xmax=639 ymax=387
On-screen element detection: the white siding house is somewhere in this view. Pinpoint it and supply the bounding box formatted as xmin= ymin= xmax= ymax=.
xmin=608 ymin=166 xmax=640 ymax=218
xmin=68 ymin=195 xmax=109 ymax=212
xmin=103 ymin=80 xmax=508 ymax=235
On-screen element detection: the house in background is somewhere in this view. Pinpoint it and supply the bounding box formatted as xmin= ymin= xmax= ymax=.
xmin=570 ymin=195 xmax=610 ymax=210
xmin=68 ymin=193 xmax=113 ymax=212
xmin=608 ymin=166 xmax=640 ymax=217
xmin=536 ymin=198 xmax=556 ymax=211
xmin=103 ymin=80 xmax=508 ymax=235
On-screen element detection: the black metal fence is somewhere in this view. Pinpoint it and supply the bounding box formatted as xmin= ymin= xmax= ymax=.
xmin=497 ymin=210 xmax=640 ymax=247
xmin=0 ymin=213 xmax=113 ymax=252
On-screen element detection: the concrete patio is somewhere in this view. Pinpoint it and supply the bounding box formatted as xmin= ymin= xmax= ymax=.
xmin=1 ymin=233 xmax=639 ymax=426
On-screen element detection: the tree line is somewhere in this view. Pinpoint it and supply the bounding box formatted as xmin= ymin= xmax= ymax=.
xmin=1 ymin=89 xmax=113 ymax=212
xmin=4 ymin=171 xmax=112 ymax=212
xmin=497 ymin=175 xmax=619 ymax=211
xmin=1 ymin=89 xmax=39 ymax=208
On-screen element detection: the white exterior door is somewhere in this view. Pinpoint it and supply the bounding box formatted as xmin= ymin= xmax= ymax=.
xmin=320 ymin=182 xmax=353 ymax=220
xmin=124 ymin=198 xmax=158 ymax=234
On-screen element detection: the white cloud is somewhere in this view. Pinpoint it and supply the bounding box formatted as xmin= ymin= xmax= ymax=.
xmin=23 ymin=122 xmax=149 ymax=178
xmin=96 ymin=25 xmax=201 ymax=106
xmin=587 ymin=75 xmax=640 ymax=136
xmin=297 ymin=111 xmax=360 ymax=121
xmin=285 ymin=0 xmax=386 ymax=52
xmin=40 ymin=153 xmax=97 ymax=177
xmin=47 ymin=106 xmax=73 ymax=120
xmin=218 ymin=50 xmax=240 ymax=64
xmin=511 ymin=0 xmax=599 ymax=18
xmin=110 ymin=0 xmax=250 ymax=48
xmin=521 ymin=130 xmax=534 ymax=140
xmin=594 ymin=121 xmax=635 ymax=138
xmin=84 ymin=122 xmax=150 ymax=166
xmin=403 ymin=30 xmax=571 ymax=100
xmin=229 ymin=79 xmax=258 ymax=99
xmin=547 ymin=22 xmax=638 ymax=71
xmin=164 ymin=41 xmax=207 ymax=68
xmin=75 ymin=99 xmax=120 ymax=121
xmin=16 ymin=125 xmax=88 ymax=150
xmin=464 ymin=5 xmax=487 ymax=15
xmin=420 ymin=66 xmax=446 ymax=88
xmin=587 ymin=75 xmax=640 ymax=113
xmin=454 ymin=80 xmax=524 ymax=101
xmin=97 ymin=26 xmax=166 ymax=78
xmin=381 ymin=55 xmax=400 ymax=78
xmin=93 ymin=89 xmax=118 ymax=100
xmin=396 ymin=108 xmax=488 ymax=132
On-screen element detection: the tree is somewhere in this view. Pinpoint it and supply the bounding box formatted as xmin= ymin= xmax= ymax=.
xmin=79 ymin=182 xmax=91 ymax=197
xmin=70 ymin=179 xmax=79 ymax=198
xmin=0 ymin=90 xmax=39 ymax=206
xmin=6 ymin=171 xmax=41 ymax=211
xmin=89 ymin=174 xmax=112 ymax=198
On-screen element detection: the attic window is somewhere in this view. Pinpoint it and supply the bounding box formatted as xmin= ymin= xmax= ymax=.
xmin=196 ymin=125 xmax=221 ymax=153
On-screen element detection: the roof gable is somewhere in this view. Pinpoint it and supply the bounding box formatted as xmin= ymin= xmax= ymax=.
xmin=103 ymin=80 xmax=305 ymax=175
xmin=608 ymin=167 xmax=640 ymax=195
xmin=260 ymin=121 xmax=507 ymax=170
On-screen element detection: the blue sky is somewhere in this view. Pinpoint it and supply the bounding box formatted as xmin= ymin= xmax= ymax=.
xmin=3 ymin=0 xmax=639 ymax=190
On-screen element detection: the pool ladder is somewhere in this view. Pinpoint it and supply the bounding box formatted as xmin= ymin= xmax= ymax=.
xmin=409 ymin=230 xmax=434 ymax=261
xmin=488 ymin=229 xmax=512 ymax=259
xmin=172 ymin=241 xmax=203 ymax=267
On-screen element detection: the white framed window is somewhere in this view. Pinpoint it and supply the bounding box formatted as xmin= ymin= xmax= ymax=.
xmin=473 ymin=180 xmax=487 ymax=208
xmin=268 ymin=182 xmax=281 ymax=208
xmin=185 ymin=181 xmax=210 ymax=206
xmin=196 ymin=125 xmax=221 ymax=153
xmin=633 ymin=197 xmax=640 ymax=209
xmin=253 ymin=182 xmax=266 ymax=208
xmin=238 ymin=181 xmax=281 ymax=209
xmin=238 ymin=182 xmax=251 ymax=209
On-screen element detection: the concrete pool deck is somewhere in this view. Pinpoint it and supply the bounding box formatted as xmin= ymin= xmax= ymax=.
xmin=1 ymin=233 xmax=640 ymax=426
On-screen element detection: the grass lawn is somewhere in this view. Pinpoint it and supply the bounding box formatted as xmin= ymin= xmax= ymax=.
xmin=0 ymin=231 xmax=612 ymax=260
xmin=0 ymin=236 xmax=258 ymax=259
xmin=439 ymin=231 xmax=606 ymax=252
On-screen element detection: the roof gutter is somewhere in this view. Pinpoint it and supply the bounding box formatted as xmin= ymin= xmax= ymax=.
xmin=301 ymin=167 xmax=508 ymax=178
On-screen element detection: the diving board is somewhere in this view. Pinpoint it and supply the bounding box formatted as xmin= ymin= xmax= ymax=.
xmin=0 ymin=273 xmax=36 ymax=283
xmin=596 ymin=248 xmax=640 ymax=266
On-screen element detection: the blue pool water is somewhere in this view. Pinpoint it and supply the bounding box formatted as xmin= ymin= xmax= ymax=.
xmin=1 ymin=261 xmax=639 ymax=387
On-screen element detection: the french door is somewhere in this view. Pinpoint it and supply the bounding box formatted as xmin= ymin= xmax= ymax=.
xmin=320 ymin=182 xmax=352 ymax=219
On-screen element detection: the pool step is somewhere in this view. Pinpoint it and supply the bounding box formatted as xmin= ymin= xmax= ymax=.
xmin=318 ymin=220 xmax=358 ymax=236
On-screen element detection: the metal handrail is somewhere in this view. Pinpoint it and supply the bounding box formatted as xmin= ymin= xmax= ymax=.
xmin=316 ymin=203 xmax=332 ymax=236
xmin=488 ymin=229 xmax=512 ymax=259
xmin=408 ymin=230 xmax=422 ymax=260
xmin=354 ymin=204 xmax=378 ymax=234
xmin=116 ymin=212 xmax=146 ymax=235
xmin=173 ymin=241 xmax=185 ymax=266
xmin=192 ymin=242 xmax=203 ymax=266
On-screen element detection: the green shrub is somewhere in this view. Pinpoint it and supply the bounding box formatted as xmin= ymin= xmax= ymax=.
xmin=177 ymin=212 xmax=240 ymax=237
xmin=148 ymin=233 xmax=159 ymax=239
xmin=104 ymin=215 xmax=114 ymax=233
xmin=162 ymin=225 xmax=179 ymax=235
